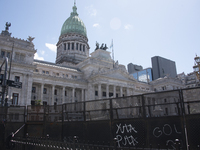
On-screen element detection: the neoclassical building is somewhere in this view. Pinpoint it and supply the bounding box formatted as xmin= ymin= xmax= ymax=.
xmin=0 ymin=3 xmax=185 ymax=106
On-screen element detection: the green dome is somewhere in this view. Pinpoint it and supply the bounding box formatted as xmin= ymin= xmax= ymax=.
xmin=60 ymin=5 xmax=87 ymax=37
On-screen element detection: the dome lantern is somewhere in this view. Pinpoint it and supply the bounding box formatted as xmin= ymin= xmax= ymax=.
xmin=60 ymin=3 xmax=87 ymax=37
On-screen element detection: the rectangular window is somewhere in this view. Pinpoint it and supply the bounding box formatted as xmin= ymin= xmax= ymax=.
xmin=65 ymin=91 xmax=67 ymax=96
xmin=72 ymin=43 xmax=74 ymax=50
xmin=7 ymin=52 xmax=10 ymax=59
xmin=68 ymin=43 xmax=70 ymax=50
xmin=1 ymin=51 xmax=5 ymax=58
xmin=76 ymin=43 xmax=78 ymax=50
xmin=12 ymin=93 xmax=19 ymax=105
xmin=20 ymin=54 xmax=25 ymax=61
xmin=46 ymin=71 xmax=49 ymax=74
xmin=66 ymin=74 xmax=68 ymax=77
xmin=43 ymin=101 xmax=47 ymax=105
xmin=83 ymin=45 xmax=85 ymax=52
xmin=95 ymin=91 xmax=98 ymax=96
xmin=42 ymin=70 xmax=45 ymax=74
xmin=80 ymin=44 xmax=82 ymax=51
xmin=15 ymin=53 xmax=20 ymax=60
xmin=102 ymin=92 xmax=106 ymax=97
xmin=165 ymin=108 xmax=168 ymax=115
xmin=35 ymin=69 xmax=39 ymax=72
xmin=64 ymin=43 xmax=66 ymax=50
xmin=109 ymin=93 xmax=113 ymax=97
xmin=54 ymin=89 xmax=57 ymax=95
xmin=32 ymin=87 xmax=36 ymax=93
xmin=43 ymin=88 xmax=47 ymax=94
xmin=15 ymin=76 xmax=20 ymax=82
xmin=56 ymin=73 xmax=59 ymax=76
xmin=0 ymin=74 xmax=4 ymax=79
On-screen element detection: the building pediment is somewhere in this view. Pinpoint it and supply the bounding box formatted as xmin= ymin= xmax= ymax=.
xmin=88 ymin=67 xmax=137 ymax=82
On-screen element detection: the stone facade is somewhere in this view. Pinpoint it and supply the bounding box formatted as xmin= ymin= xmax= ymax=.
xmin=0 ymin=4 xmax=185 ymax=107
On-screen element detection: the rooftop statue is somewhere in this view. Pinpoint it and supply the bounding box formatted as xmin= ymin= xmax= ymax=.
xmin=100 ymin=43 xmax=104 ymax=49
xmin=95 ymin=41 xmax=99 ymax=50
xmin=95 ymin=42 xmax=108 ymax=51
xmin=5 ymin=22 xmax=11 ymax=31
xmin=27 ymin=36 xmax=35 ymax=43
xmin=103 ymin=44 xmax=108 ymax=50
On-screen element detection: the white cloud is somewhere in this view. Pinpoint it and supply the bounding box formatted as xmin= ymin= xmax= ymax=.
xmin=41 ymin=50 xmax=45 ymax=55
xmin=86 ymin=5 xmax=97 ymax=16
xmin=45 ymin=43 xmax=57 ymax=53
xmin=93 ymin=23 xmax=100 ymax=27
xmin=110 ymin=17 xmax=121 ymax=30
xmin=124 ymin=24 xmax=133 ymax=30
xmin=34 ymin=53 xmax=44 ymax=60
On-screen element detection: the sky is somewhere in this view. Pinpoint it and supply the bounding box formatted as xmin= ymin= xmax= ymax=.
xmin=0 ymin=0 xmax=200 ymax=75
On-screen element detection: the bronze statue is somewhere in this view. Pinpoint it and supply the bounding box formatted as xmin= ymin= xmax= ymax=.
xmin=103 ymin=44 xmax=108 ymax=50
xmin=100 ymin=43 xmax=104 ymax=49
xmin=95 ymin=41 xmax=99 ymax=50
xmin=5 ymin=22 xmax=11 ymax=31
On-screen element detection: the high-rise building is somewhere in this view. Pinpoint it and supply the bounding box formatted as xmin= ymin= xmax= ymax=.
xmin=127 ymin=63 xmax=143 ymax=74
xmin=151 ymin=56 xmax=177 ymax=80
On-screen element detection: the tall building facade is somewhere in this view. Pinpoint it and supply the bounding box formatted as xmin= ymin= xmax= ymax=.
xmin=151 ymin=56 xmax=177 ymax=80
xmin=0 ymin=3 xmax=185 ymax=106
xmin=127 ymin=63 xmax=143 ymax=74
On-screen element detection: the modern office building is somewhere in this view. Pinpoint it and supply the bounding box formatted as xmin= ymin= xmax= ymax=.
xmin=151 ymin=56 xmax=177 ymax=80
xmin=127 ymin=63 xmax=143 ymax=74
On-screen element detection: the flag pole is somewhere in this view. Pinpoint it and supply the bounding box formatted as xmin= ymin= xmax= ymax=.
xmin=110 ymin=39 xmax=114 ymax=68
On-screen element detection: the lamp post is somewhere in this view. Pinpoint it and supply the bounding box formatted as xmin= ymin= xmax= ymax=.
xmin=193 ymin=55 xmax=200 ymax=86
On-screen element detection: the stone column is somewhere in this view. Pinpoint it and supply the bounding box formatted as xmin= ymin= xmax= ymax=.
xmin=120 ymin=87 xmax=123 ymax=97
xmin=41 ymin=83 xmax=44 ymax=101
xmin=62 ymin=87 xmax=65 ymax=104
xmin=106 ymin=84 xmax=109 ymax=98
xmin=81 ymin=89 xmax=84 ymax=101
xmin=98 ymin=84 xmax=101 ymax=99
xmin=51 ymin=85 xmax=55 ymax=105
xmin=72 ymin=88 xmax=75 ymax=102
xmin=126 ymin=87 xmax=129 ymax=96
xmin=113 ymin=85 xmax=116 ymax=98
xmin=26 ymin=74 xmax=33 ymax=105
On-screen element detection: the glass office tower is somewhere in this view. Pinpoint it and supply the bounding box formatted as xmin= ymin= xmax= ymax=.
xmin=131 ymin=68 xmax=153 ymax=83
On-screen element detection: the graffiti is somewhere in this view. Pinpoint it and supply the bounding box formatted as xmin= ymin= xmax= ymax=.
xmin=153 ymin=124 xmax=181 ymax=138
xmin=152 ymin=124 xmax=181 ymax=150
xmin=115 ymin=123 xmax=138 ymax=147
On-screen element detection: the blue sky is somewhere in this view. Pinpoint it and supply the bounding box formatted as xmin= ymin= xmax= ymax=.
xmin=0 ymin=0 xmax=200 ymax=75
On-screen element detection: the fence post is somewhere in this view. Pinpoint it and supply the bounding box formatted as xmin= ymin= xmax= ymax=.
xmin=73 ymin=136 xmax=78 ymax=150
xmin=141 ymin=95 xmax=146 ymax=118
xmin=109 ymin=99 xmax=113 ymax=121
xmin=114 ymin=138 xmax=117 ymax=150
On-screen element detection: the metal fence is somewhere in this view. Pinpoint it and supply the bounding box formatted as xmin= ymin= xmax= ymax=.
xmin=1 ymin=87 xmax=200 ymax=150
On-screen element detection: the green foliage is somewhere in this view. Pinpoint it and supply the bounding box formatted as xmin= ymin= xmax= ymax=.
xmin=35 ymin=99 xmax=42 ymax=105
